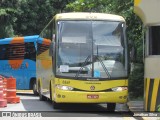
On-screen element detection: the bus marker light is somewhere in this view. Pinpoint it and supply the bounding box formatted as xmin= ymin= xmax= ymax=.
xmin=119 ymin=96 xmax=123 ymax=99
xmin=111 ymin=87 xmax=128 ymax=92
xmin=57 ymin=94 xmax=61 ymax=98
xmin=62 ymin=95 xmax=65 ymax=98
xmin=56 ymin=85 xmax=73 ymax=91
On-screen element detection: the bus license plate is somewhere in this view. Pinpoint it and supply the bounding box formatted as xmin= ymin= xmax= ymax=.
xmin=87 ymin=94 xmax=99 ymax=99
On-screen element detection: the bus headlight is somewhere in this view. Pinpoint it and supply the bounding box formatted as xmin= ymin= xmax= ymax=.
xmin=56 ymin=85 xmax=73 ymax=91
xmin=111 ymin=87 xmax=128 ymax=92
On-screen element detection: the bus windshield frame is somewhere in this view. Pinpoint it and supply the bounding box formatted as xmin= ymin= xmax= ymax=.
xmin=56 ymin=20 xmax=128 ymax=80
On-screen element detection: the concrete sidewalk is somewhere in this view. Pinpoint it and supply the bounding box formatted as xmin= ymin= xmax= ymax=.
xmin=127 ymin=101 xmax=144 ymax=111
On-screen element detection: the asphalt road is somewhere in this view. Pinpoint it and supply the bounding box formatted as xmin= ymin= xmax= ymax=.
xmin=0 ymin=92 xmax=138 ymax=119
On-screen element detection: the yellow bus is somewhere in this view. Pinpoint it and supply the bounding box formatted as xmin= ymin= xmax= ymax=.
xmin=36 ymin=12 xmax=129 ymax=111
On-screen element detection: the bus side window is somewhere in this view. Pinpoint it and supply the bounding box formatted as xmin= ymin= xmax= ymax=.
xmin=0 ymin=45 xmax=7 ymax=60
xmin=25 ymin=42 xmax=36 ymax=60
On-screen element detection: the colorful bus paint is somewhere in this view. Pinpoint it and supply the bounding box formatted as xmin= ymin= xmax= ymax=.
xmin=0 ymin=35 xmax=39 ymax=95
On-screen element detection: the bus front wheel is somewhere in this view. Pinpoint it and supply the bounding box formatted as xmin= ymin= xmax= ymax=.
xmin=50 ymin=82 xmax=60 ymax=109
xmin=53 ymin=101 xmax=60 ymax=109
xmin=33 ymin=80 xmax=38 ymax=95
xmin=107 ymin=103 xmax=116 ymax=111
xmin=38 ymin=82 xmax=47 ymax=101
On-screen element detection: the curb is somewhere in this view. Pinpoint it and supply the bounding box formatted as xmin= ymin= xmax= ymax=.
xmin=127 ymin=101 xmax=144 ymax=112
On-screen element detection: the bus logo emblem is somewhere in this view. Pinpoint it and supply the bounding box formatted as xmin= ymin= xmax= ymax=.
xmin=90 ymin=86 xmax=95 ymax=90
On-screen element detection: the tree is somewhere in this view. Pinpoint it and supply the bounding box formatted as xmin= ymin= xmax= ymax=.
xmin=13 ymin=0 xmax=74 ymax=36
xmin=66 ymin=0 xmax=106 ymax=12
xmin=13 ymin=0 xmax=55 ymax=36
xmin=66 ymin=0 xmax=144 ymax=99
xmin=66 ymin=0 xmax=143 ymax=63
xmin=0 ymin=0 xmax=22 ymax=38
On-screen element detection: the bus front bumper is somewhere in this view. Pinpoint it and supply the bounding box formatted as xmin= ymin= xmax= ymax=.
xmin=54 ymin=89 xmax=128 ymax=103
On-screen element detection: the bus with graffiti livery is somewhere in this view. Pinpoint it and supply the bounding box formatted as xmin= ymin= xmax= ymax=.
xmin=37 ymin=13 xmax=129 ymax=111
xmin=0 ymin=35 xmax=38 ymax=95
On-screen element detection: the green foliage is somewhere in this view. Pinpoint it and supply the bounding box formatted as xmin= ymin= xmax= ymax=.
xmin=0 ymin=0 xmax=22 ymax=38
xmin=66 ymin=0 xmax=143 ymax=63
xmin=128 ymin=63 xmax=144 ymax=99
xmin=158 ymin=105 xmax=160 ymax=112
xmin=13 ymin=0 xmax=55 ymax=35
xmin=0 ymin=0 xmax=73 ymax=37
xmin=0 ymin=0 xmax=144 ymax=63
xmin=0 ymin=0 xmax=145 ymax=101
xmin=66 ymin=0 xmax=106 ymax=12
xmin=66 ymin=0 xmax=144 ymax=100
xmin=13 ymin=0 xmax=74 ymax=36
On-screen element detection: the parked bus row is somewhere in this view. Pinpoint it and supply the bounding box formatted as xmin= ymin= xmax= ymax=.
xmin=0 ymin=12 xmax=129 ymax=111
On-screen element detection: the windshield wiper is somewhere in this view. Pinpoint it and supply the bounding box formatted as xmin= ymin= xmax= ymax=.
xmin=95 ymin=56 xmax=111 ymax=78
xmin=75 ymin=55 xmax=91 ymax=79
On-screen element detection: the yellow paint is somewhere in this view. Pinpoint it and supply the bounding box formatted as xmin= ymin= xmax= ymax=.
xmin=55 ymin=88 xmax=127 ymax=103
xmin=53 ymin=78 xmax=128 ymax=103
xmin=41 ymin=59 xmax=52 ymax=69
xmin=145 ymin=78 xmax=150 ymax=111
xmin=133 ymin=1 xmax=145 ymax=24
xmin=56 ymin=78 xmax=128 ymax=91
xmin=38 ymin=50 xmax=52 ymax=69
xmin=37 ymin=38 xmax=52 ymax=69
xmin=134 ymin=0 xmax=142 ymax=6
xmin=150 ymin=78 xmax=159 ymax=111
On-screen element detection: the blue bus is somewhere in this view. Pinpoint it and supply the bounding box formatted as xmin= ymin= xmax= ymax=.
xmin=0 ymin=35 xmax=38 ymax=95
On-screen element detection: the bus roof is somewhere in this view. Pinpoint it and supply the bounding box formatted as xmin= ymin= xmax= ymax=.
xmin=37 ymin=37 xmax=51 ymax=45
xmin=54 ymin=12 xmax=125 ymax=22
xmin=0 ymin=35 xmax=39 ymax=45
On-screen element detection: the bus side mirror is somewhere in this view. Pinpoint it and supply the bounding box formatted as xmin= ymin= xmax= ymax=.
xmin=49 ymin=42 xmax=55 ymax=56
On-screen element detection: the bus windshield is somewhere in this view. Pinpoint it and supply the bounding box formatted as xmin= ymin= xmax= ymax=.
xmin=56 ymin=21 xmax=128 ymax=79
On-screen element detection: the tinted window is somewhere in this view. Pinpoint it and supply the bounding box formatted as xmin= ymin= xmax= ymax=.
xmin=149 ymin=26 xmax=160 ymax=55
xmin=37 ymin=43 xmax=50 ymax=56
xmin=0 ymin=42 xmax=36 ymax=60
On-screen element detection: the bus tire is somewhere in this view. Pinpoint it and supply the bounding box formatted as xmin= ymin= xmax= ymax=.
xmin=107 ymin=103 xmax=116 ymax=111
xmin=38 ymin=82 xmax=46 ymax=101
xmin=50 ymin=82 xmax=52 ymax=101
xmin=33 ymin=80 xmax=38 ymax=95
xmin=50 ymin=82 xmax=59 ymax=109
xmin=53 ymin=101 xmax=60 ymax=109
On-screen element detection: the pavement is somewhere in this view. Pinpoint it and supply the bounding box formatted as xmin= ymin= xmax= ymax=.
xmin=127 ymin=101 xmax=144 ymax=111
xmin=127 ymin=101 xmax=160 ymax=120
xmin=17 ymin=91 xmax=144 ymax=112
xmin=17 ymin=90 xmax=145 ymax=111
